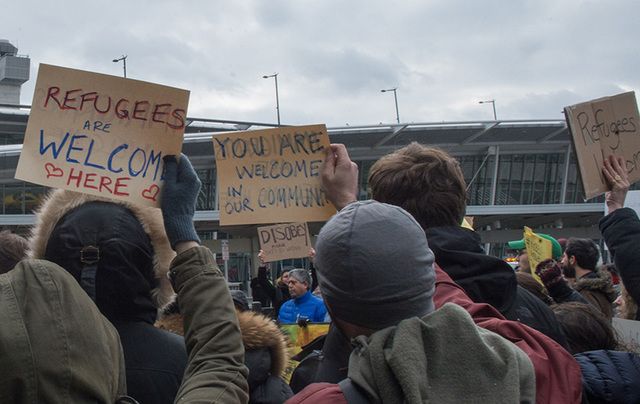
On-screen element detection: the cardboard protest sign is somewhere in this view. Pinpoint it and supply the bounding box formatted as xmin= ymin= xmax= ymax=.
xmin=523 ymin=226 xmax=552 ymax=283
xmin=564 ymin=91 xmax=640 ymax=200
xmin=258 ymin=222 xmax=311 ymax=262
xmin=213 ymin=124 xmax=336 ymax=225
xmin=15 ymin=64 xmax=189 ymax=207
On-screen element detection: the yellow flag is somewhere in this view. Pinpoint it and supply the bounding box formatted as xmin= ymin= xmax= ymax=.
xmin=523 ymin=226 xmax=553 ymax=284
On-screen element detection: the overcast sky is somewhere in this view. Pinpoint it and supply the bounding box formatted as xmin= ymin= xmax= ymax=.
xmin=4 ymin=0 xmax=639 ymax=127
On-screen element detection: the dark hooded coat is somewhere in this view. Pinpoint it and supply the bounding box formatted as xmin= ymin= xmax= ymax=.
xmin=156 ymin=303 xmax=293 ymax=404
xmin=574 ymin=350 xmax=640 ymax=403
xmin=599 ymin=207 xmax=640 ymax=320
xmin=29 ymin=190 xmax=187 ymax=404
xmin=424 ymin=225 xmax=569 ymax=348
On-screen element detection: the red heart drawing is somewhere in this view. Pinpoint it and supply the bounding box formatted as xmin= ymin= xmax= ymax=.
xmin=45 ymin=163 xmax=64 ymax=178
xmin=141 ymin=184 xmax=160 ymax=202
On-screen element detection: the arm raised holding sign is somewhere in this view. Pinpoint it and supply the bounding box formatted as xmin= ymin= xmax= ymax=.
xmin=602 ymin=155 xmax=630 ymax=214
xmin=599 ymin=155 xmax=640 ymax=320
xmin=163 ymin=154 xmax=250 ymax=402
xmin=321 ymin=144 xmax=359 ymax=210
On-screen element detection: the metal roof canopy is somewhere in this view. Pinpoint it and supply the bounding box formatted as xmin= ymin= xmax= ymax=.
xmin=0 ymin=106 xmax=571 ymax=157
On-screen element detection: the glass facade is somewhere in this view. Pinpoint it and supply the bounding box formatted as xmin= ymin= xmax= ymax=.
xmin=0 ymin=182 xmax=48 ymax=214
xmin=196 ymin=167 xmax=217 ymax=210
xmin=354 ymin=152 xmax=611 ymax=206
xmin=0 ymin=150 xmax=617 ymax=217
xmin=460 ymin=155 xmax=494 ymax=205
xmin=495 ymin=154 xmax=564 ymax=205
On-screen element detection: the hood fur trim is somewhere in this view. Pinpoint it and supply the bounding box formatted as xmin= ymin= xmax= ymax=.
xmin=575 ymin=270 xmax=617 ymax=301
xmin=156 ymin=309 xmax=291 ymax=377
xmin=28 ymin=189 xmax=175 ymax=307
xmin=237 ymin=310 xmax=291 ymax=377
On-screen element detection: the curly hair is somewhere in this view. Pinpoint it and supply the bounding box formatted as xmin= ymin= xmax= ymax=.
xmin=552 ymin=302 xmax=620 ymax=354
xmin=368 ymin=142 xmax=466 ymax=229
xmin=0 ymin=230 xmax=28 ymax=274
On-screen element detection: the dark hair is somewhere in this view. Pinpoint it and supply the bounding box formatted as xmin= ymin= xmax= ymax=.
xmin=516 ymin=271 xmax=553 ymax=305
xmin=0 ymin=230 xmax=28 ymax=274
xmin=368 ymin=142 xmax=466 ymax=229
xmin=564 ymin=238 xmax=599 ymax=271
xmin=551 ymin=302 xmax=619 ymax=354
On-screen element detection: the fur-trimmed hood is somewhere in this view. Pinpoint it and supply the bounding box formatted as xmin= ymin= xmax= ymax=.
xmin=28 ymin=189 xmax=175 ymax=313
xmin=575 ymin=270 xmax=617 ymax=303
xmin=156 ymin=307 xmax=290 ymax=378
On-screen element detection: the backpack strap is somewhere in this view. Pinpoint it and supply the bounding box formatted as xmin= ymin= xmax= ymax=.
xmin=338 ymin=378 xmax=370 ymax=404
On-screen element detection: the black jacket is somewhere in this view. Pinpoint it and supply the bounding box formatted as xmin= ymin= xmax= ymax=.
xmin=246 ymin=347 xmax=293 ymax=404
xmin=115 ymin=321 xmax=187 ymax=404
xmin=256 ymin=265 xmax=291 ymax=315
xmin=546 ymin=279 xmax=591 ymax=305
xmin=599 ymin=207 xmax=640 ymax=320
xmin=575 ymin=350 xmax=640 ymax=403
xmin=32 ymin=199 xmax=187 ymax=404
xmin=289 ymin=323 xmax=352 ymax=393
xmin=425 ymin=226 xmax=568 ymax=348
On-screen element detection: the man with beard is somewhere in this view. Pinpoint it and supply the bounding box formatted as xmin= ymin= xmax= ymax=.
xmin=561 ymin=238 xmax=616 ymax=319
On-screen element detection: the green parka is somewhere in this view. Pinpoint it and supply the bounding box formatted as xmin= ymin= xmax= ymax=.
xmin=0 ymin=259 xmax=127 ymax=403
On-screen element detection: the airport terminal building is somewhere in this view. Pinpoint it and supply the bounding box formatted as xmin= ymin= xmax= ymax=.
xmin=0 ymin=40 xmax=623 ymax=290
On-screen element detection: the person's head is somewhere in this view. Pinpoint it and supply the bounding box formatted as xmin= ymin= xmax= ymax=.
xmin=315 ymin=200 xmax=436 ymax=338
xmin=368 ymin=142 xmax=466 ymax=230
xmin=517 ymin=251 xmax=530 ymax=272
xmin=230 ymin=289 xmax=251 ymax=312
xmin=278 ymin=267 xmax=292 ymax=286
xmin=551 ymin=302 xmax=620 ymax=354
xmin=0 ymin=230 xmax=28 ymax=274
xmin=562 ymin=238 xmax=599 ymax=275
xmin=615 ymin=283 xmax=638 ymax=320
xmin=287 ymin=268 xmax=311 ymax=298
xmin=28 ymin=190 xmax=176 ymax=322
xmin=507 ymin=233 xmax=563 ymax=266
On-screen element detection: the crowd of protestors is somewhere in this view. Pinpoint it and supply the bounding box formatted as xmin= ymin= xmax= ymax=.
xmin=1 ymin=143 xmax=639 ymax=403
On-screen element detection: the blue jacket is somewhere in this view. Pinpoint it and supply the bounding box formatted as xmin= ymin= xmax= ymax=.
xmin=574 ymin=350 xmax=640 ymax=403
xmin=278 ymin=291 xmax=327 ymax=324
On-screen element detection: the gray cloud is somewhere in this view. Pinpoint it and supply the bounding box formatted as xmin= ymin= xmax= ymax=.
xmin=4 ymin=0 xmax=639 ymax=127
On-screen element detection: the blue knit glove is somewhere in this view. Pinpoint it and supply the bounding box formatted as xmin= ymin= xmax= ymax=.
xmin=162 ymin=154 xmax=201 ymax=249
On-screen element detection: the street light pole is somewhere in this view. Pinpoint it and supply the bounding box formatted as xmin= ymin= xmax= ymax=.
xmin=263 ymin=73 xmax=280 ymax=125
xmin=479 ymin=99 xmax=497 ymax=120
xmin=381 ymin=88 xmax=400 ymax=124
xmin=112 ymin=55 xmax=127 ymax=78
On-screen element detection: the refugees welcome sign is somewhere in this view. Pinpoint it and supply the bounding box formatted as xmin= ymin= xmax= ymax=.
xmin=213 ymin=124 xmax=336 ymax=225
xmin=565 ymin=91 xmax=640 ymax=200
xmin=15 ymin=64 xmax=190 ymax=207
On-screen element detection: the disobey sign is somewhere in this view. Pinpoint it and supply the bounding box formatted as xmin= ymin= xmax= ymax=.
xmin=213 ymin=124 xmax=336 ymax=225
xmin=15 ymin=64 xmax=190 ymax=207
xmin=258 ymin=222 xmax=311 ymax=262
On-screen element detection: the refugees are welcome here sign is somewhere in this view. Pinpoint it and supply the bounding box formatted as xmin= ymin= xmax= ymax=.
xmin=15 ymin=64 xmax=190 ymax=207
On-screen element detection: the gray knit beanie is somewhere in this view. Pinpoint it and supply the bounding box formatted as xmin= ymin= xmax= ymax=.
xmin=315 ymin=200 xmax=436 ymax=329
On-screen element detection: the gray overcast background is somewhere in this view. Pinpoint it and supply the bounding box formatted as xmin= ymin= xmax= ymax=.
xmin=4 ymin=0 xmax=639 ymax=127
